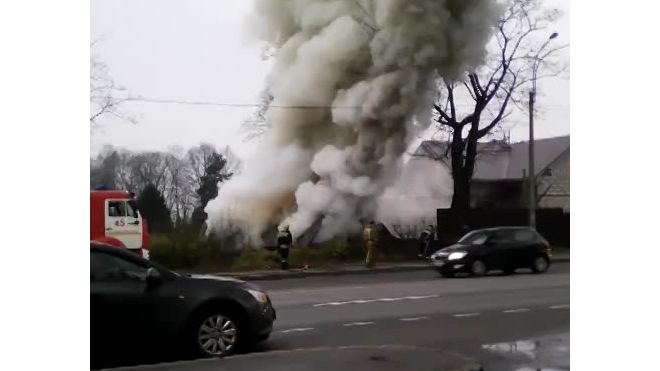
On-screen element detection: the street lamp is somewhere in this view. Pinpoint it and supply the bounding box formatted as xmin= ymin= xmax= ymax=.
xmin=528 ymin=32 xmax=558 ymax=229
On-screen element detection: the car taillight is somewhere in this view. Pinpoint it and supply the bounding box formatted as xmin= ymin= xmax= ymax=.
xmin=544 ymin=241 xmax=552 ymax=256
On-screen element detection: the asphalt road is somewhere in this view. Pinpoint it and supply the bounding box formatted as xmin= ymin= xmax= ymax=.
xmin=112 ymin=263 xmax=570 ymax=371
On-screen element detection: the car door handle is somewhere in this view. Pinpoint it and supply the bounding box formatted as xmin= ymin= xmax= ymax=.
xmin=127 ymin=221 xmax=139 ymax=225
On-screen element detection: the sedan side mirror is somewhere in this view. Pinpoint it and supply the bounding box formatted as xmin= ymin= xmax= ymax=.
xmin=146 ymin=267 xmax=163 ymax=287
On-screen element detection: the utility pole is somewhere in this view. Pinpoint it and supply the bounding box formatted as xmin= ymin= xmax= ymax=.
xmin=528 ymin=90 xmax=536 ymax=229
xmin=528 ymin=32 xmax=558 ymax=229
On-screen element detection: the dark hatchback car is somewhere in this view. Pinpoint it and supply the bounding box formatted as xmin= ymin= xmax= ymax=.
xmin=430 ymin=227 xmax=552 ymax=278
xmin=90 ymin=242 xmax=276 ymax=368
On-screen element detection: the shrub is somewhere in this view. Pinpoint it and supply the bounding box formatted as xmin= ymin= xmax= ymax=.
xmin=148 ymin=225 xmax=420 ymax=272
xmin=149 ymin=237 xmax=201 ymax=270
xmin=148 ymin=233 xmax=179 ymax=268
xmin=231 ymin=248 xmax=279 ymax=271
xmin=148 ymin=227 xmax=235 ymax=271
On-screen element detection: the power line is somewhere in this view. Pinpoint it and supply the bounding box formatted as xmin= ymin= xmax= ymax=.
xmin=126 ymin=97 xmax=360 ymax=109
xmin=117 ymin=96 xmax=569 ymax=110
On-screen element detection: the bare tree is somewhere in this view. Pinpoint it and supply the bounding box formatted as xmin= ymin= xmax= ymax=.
xmin=186 ymin=144 xmax=218 ymax=190
xmin=128 ymin=152 xmax=169 ymax=192
xmin=90 ymin=41 xmax=136 ymax=126
xmin=92 ymin=143 xmax=242 ymax=225
xmin=114 ymin=149 xmax=140 ymax=192
xmin=425 ymin=0 xmax=568 ymax=218
xmin=109 ymin=147 xmax=195 ymax=223
xmin=90 ymin=144 xmax=120 ymax=189
xmin=108 ymin=150 xmax=164 ymax=194
xmin=162 ymin=146 xmax=196 ymax=224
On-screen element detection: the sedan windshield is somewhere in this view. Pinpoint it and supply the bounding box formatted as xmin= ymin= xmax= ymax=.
xmin=458 ymin=231 xmax=489 ymax=245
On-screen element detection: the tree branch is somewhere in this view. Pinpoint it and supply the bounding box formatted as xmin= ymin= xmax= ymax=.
xmin=473 ymin=75 xmax=486 ymax=97
xmin=468 ymin=74 xmax=482 ymax=100
xmin=462 ymin=81 xmax=477 ymax=101
xmin=477 ymin=73 xmax=517 ymax=138
xmin=446 ymin=81 xmax=457 ymax=121
xmin=459 ymin=114 xmax=475 ymax=127
xmin=433 ymin=103 xmax=458 ymax=129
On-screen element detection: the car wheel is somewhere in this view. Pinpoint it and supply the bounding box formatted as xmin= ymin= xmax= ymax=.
xmin=470 ymin=260 xmax=487 ymax=277
xmin=531 ymin=256 xmax=549 ymax=274
xmin=440 ymin=271 xmax=454 ymax=278
xmin=192 ymin=311 xmax=242 ymax=358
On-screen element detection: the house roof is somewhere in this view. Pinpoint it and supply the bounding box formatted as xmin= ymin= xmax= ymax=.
xmin=413 ymin=135 xmax=570 ymax=180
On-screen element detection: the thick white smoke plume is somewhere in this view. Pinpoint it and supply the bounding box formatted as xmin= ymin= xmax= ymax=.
xmin=206 ymin=0 xmax=501 ymax=245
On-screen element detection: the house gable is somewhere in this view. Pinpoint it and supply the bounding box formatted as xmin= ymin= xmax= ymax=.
xmin=413 ymin=135 xmax=570 ymax=181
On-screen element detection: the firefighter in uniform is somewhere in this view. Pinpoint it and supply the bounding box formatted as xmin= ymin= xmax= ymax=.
xmin=277 ymin=225 xmax=293 ymax=270
xmin=363 ymin=221 xmax=377 ymax=268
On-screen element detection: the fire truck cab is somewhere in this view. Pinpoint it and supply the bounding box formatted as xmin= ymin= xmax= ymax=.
xmin=90 ymin=190 xmax=150 ymax=259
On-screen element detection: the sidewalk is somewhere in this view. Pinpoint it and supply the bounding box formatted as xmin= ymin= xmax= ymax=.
xmin=215 ymin=253 xmax=570 ymax=281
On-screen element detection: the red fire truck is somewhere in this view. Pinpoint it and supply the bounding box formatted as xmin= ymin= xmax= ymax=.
xmin=90 ymin=190 xmax=150 ymax=259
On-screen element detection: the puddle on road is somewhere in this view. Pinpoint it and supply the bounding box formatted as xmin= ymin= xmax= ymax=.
xmin=480 ymin=333 xmax=569 ymax=371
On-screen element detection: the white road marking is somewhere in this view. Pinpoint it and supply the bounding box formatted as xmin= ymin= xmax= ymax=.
xmin=312 ymin=294 xmax=439 ymax=307
xmin=503 ymin=308 xmax=530 ymax=313
xmin=280 ymin=327 xmax=315 ymax=333
xmin=399 ymin=316 xmax=429 ymax=322
xmin=549 ymin=304 xmax=570 ymax=309
xmin=269 ymin=278 xmax=446 ymax=296
xmin=343 ymin=321 xmax=374 ymax=327
xmin=453 ymin=313 xmax=480 ymax=317
xmin=272 ymin=284 xmax=383 ymax=295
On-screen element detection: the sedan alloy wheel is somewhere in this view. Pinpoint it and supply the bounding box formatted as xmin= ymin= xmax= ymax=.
xmin=197 ymin=314 xmax=238 ymax=357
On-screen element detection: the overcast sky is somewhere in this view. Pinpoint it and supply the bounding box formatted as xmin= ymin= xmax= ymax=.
xmin=90 ymin=0 xmax=570 ymax=159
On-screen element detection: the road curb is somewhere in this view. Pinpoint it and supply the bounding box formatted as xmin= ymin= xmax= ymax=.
xmin=226 ymin=264 xmax=431 ymax=281
xmin=218 ymin=255 xmax=569 ymax=281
